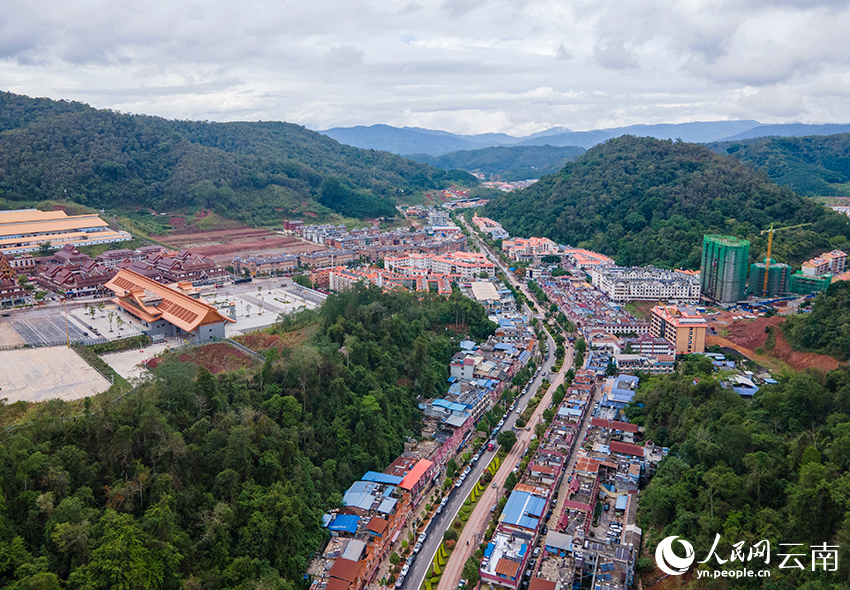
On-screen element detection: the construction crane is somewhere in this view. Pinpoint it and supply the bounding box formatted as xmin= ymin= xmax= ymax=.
xmin=759 ymin=222 xmax=813 ymax=296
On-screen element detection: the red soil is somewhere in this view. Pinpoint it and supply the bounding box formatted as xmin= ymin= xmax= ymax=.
xmin=719 ymin=316 xmax=840 ymax=372
xmin=169 ymin=216 xmax=186 ymax=228
xmin=177 ymin=343 xmax=257 ymax=374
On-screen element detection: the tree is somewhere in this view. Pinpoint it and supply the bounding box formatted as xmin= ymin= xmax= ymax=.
xmin=462 ymin=556 xmax=480 ymax=584
xmin=107 ymin=312 xmax=114 ymax=332
xmin=38 ymin=241 xmax=52 ymax=256
xmin=497 ymin=430 xmax=517 ymax=451
xmin=116 ymin=316 xmax=124 ymax=331
xmin=446 ymin=459 xmax=459 ymax=479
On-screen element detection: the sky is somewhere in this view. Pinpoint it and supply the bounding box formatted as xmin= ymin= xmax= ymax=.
xmin=3 ymin=0 xmax=850 ymax=136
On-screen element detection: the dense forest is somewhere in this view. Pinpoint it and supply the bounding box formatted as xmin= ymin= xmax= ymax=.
xmin=408 ymin=145 xmax=586 ymax=181
xmin=629 ymin=361 xmax=850 ymax=587
xmin=0 ymin=287 xmax=495 ymax=590
xmin=484 ymin=136 xmax=850 ymax=269
xmin=0 ymin=92 xmax=476 ymax=225
xmin=783 ymin=281 xmax=850 ymax=361
xmin=710 ymin=133 xmax=850 ymax=197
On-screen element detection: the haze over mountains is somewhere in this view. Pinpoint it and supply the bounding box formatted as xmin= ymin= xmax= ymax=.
xmin=321 ymin=121 xmax=850 ymax=156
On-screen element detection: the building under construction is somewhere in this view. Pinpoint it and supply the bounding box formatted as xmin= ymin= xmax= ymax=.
xmin=700 ymin=235 xmax=750 ymax=306
xmin=748 ymin=259 xmax=790 ymax=297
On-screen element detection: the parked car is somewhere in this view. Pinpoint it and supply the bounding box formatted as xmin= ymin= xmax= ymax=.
xmin=401 ymin=564 xmax=410 ymax=576
xmin=413 ymin=542 xmax=423 ymax=554
xmin=533 ymin=547 xmax=541 ymax=558
xmin=490 ymin=503 xmax=497 ymax=512
xmin=395 ymin=575 xmax=405 ymax=588
xmin=418 ymin=532 xmax=427 ymax=544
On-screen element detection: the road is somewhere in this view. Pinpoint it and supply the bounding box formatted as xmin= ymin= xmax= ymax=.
xmin=403 ymin=330 xmax=560 ymax=590
xmin=399 ymin=219 xmax=573 ymax=590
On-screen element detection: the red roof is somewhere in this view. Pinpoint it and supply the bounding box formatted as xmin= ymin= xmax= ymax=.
xmin=495 ymin=558 xmax=520 ymax=578
xmin=399 ymin=459 xmax=433 ymax=491
xmin=590 ymin=418 xmax=639 ymax=433
xmin=329 ymin=558 xmax=361 ymax=583
xmin=366 ymin=516 xmax=388 ymax=535
xmin=326 ymin=578 xmax=351 ymax=590
xmin=610 ymin=441 xmax=645 ymax=457
xmin=531 ymin=464 xmax=555 ymax=475
xmin=529 ymin=578 xmax=557 ymax=590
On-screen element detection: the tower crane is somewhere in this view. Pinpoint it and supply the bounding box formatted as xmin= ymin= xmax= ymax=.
xmin=759 ymin=222 xmax=812 ymax=297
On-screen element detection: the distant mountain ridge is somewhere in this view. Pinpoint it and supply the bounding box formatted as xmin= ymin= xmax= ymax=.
xmin=321 ymin=120 xmax=850 ymax=156
xmin=0 ymin=91 xmax=475 ymax=226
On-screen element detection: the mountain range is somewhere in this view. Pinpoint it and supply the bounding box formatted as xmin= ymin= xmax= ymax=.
xmin=321 ymin=121 xmax=850 ymax=156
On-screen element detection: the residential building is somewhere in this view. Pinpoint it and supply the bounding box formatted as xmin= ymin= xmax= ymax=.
xmin=700 ymin=235 xmax=750 ymax=306
xmin=232 ymin=254 xmax=298 ymax=276
xmin=649 ymin=305 xmax=706 ymax=354
xmin=590 ymin=266 xmax=701 ymax=304
xmin=748 ymin=259 xmax=790 ymax=297
xmin=788 ymin=271 xmax=832 ymax=295
xmin=0 ymin=278 xmax=30 ymax=307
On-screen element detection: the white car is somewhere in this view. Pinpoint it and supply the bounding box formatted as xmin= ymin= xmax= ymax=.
xmin=401 ymin=565 xmax=410 ymax=576
xmin=413 ymin=542 xmax=423 ymax=554
xmin=418 ymin=532 xmax=427 ymax=544
xmin=463 ymin=466 xmax=472 ymax=476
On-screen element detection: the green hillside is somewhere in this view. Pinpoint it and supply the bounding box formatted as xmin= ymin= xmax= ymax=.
xmin=409 ymin=144 xmax=586 ymax=181
xmin=0 ymin=92 xmax=476 ymax=225
xmin=484 ymin=136 xmax=850 ymax=269
xmin=710 ymin=133 xmax=850 ymax=197
xmin=0 ymin=287 xmax=495 ymax=589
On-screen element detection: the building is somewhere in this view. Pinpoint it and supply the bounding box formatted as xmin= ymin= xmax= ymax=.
xmin=590 ymin=266 xmax=701 ymax=304
xmin=0 ymin=278 xmax=30 ymax=307
xmin=232 ymin=254 xmax=298 ymax=276
xmin=788 ymin=271 xmax=832 ymax=295
xmin=802 ymin=249 xmax=846 ymax=277
xmin=700 ymin=235 xmax=750 ymax=306
xmin=0 ymin=209 xmax=132 ymax=255
xmin=649 ymin=305 xmax=706 ymax=354
xmin=502 ymin=237 xmax=557 ymax=261
xmin=748 ymin=259 xmax=790 ymax=297
xmin=104 ymin=269 xmax=234 ymax=342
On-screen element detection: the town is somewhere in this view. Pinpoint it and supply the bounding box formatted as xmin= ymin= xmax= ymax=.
xmin=0 ymin=201 xmax=847 ymax=590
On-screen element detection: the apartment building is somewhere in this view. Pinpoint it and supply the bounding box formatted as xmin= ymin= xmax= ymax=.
xmin=590 ymin=266 xmax=701 ymax=304
xmin=649 ymin=305 xmax=706 ymax=354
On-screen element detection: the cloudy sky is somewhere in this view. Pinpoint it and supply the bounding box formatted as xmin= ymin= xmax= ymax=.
xmin=3 ymin=0 xmax=850 ymax=136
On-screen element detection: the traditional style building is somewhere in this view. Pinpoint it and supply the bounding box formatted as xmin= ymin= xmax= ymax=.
xmin=104 ymin=269 xmax=234 ymax=342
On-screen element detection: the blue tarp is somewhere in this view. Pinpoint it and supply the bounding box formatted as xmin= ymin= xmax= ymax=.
xmin=361 ymin=471 xmax=404 ymax=485
xmin=326 ymin=514 xmax=359 ymax=533
xmin=484 ymin=543 xmax=494 ymax=558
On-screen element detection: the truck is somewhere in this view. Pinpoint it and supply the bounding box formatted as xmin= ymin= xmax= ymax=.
xmin=487 ymin=441 xmax=496 ymax=451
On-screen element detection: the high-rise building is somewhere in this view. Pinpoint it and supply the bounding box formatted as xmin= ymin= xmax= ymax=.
xmin=700 ymin=235 xmax=750 ymax=305
xmin=748 ymin=259 xmax=790 ymax=297
xmin=788 ymin=272 xmax=832 ymax=295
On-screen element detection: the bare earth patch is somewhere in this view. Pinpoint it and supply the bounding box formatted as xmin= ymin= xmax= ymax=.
xmin=718 ymin=315 xmax=840 ymax=372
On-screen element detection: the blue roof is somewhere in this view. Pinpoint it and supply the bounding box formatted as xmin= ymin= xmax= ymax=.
xmin=460 ymin=340 xmax=476 ymax=350
xmin=502 ymin=491 xmax=546 ymax=530
xmin=519 ymin=350 xmax=531 ymax=363
xmin=484 ymin=542 xmax=494 ymax=558
xmin=449 ymin=383 xmax=462 ymax=395
xmin=499 ymin=318 xmax=515 ymax=327
xmin=447 ymin=376 xmax=457 ymax=383
xmin=616 ymin=495 xmax=628 ymax=510
xmin=326 ymin=514 xmax=359 ymax=533
xmin=433 ymin=399 xmax=468 ymax=413
xmin=378 ymin=498 xmax=398 ymax=514
xmin=362 ymin=471 xmax=404 ymax=485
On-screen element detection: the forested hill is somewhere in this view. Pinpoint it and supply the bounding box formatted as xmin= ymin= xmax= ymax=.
xmin=408 ymin=145 xmax=586 ymax=181
xmin=484 ymin=136 xmax=850 ymax=269
xmin=0 ymin=287 xmax=496 ymax=589
xmin=710 ymin=133 xmax=850 ymax=197
xmin=0 ymin=92 xmax=475 ymax=224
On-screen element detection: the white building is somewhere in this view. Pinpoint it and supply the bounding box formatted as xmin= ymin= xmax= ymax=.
xmin=590 ymin=266 xmax=701 ymax=304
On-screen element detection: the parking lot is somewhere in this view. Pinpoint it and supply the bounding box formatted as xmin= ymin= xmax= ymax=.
xmin=0 ymin=346 xmax=111 ymax=402
xmin=9 ymin=315 xmax=90 ymax=346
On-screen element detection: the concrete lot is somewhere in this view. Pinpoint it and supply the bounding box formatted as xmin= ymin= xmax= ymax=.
xmin=101 ymin=341 xmax=174 ymax=381
xmin=0 ymin=346 xmax=111 ymax=403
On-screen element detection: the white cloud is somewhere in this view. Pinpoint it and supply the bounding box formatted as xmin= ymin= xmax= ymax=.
xmin=0 ymin=0 xmax=848 ymax=134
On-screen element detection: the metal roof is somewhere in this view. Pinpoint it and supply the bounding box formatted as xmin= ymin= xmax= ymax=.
xmin=502 ymin=490 xmax=546 ymax=530
xmin=361 ymin=471 xmax=404 ymax=485
xmin=326 ymin=514 xmax=359 ymax=534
